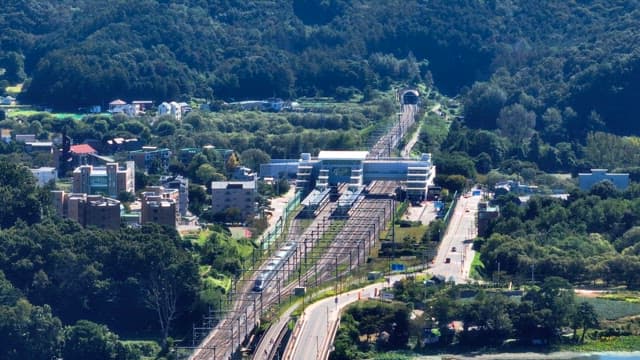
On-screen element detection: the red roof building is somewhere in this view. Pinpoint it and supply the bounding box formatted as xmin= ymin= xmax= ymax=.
xmin=70 ymin=144 xmax=97 ymax=155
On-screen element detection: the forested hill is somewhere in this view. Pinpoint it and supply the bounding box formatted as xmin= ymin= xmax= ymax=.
xmin=2 ymin=0 xmax=640 ymax=133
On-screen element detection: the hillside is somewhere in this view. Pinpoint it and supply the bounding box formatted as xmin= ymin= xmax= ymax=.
xmin=2 ymin=1 xmax=640 ymax=134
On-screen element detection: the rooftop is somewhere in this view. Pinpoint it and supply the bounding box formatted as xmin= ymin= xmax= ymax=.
xmin=318 ymin=150 xmax=369 ymax=161
xmin=70 ymin=144 xmax=97 ymax=154
xmin=211 ymin=180 xmax=256 ymax=190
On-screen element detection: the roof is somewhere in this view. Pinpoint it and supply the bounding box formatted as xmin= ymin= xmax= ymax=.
xmin=70 ymin=144 xmax=97 ymax=154
xmin=109 ymin=99 xmax=127 ymax=105
xmin=318 ymin=150 xmax=369 ymax=161
xmin=211 ymin=181 xmax=256 ymax=190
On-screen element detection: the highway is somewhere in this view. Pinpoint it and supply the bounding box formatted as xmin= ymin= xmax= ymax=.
xmin=428 ymin=191 xmax=482 ymax=283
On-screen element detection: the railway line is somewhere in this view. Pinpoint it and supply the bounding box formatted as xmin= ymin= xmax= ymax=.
xmin=189 ymin=97 xmax=416 ymax=360
xmin=369 ymin=104 xmax=417 ymax=158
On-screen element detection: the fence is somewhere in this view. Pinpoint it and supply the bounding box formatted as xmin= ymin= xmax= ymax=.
xmin=260 ymin=191 xmax=302 ymax=250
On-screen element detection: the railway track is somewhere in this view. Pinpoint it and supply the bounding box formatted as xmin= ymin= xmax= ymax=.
xmin=189 ymin=97 xmax=415 ymax=360
xmin=369 ymin=104 xmax=417 ymax=158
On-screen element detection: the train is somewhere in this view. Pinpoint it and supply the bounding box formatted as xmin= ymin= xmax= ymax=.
xmin=253 ymin=241 xmax=298 ymax=292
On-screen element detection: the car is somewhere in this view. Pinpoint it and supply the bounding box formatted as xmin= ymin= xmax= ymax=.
xmin=451 ymin=247 xmax=456 ymax=252
xmin=445 ymin=258 xmax=451 ymax=264
xmin=465 ymin=208 xmax=470 ymax=212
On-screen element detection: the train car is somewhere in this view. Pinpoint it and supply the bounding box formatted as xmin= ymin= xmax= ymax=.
xmin=253 ymin=242 xmax=298 ymax=292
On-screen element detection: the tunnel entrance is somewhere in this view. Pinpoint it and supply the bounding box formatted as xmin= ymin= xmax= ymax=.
xmin=401 ymin=89 xmax=420 ymax=105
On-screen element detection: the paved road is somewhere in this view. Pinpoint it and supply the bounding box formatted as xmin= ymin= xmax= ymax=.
xmin=428 ymin=192 xmax=483 ymax=283
xmin=288 ymin=275 xmax=405 ymax=360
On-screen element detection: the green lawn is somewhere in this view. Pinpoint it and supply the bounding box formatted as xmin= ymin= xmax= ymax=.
xmin=7 ymin=109 xmax=85 ymax=120
xmin=469 ymin=251 xmax=485 ymax=280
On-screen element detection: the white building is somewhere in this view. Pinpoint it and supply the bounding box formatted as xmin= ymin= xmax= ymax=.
xmin=30 ymin=167 xmax=57 ymax=186
xmin=578 ymin=169 xmax=629 ymax=191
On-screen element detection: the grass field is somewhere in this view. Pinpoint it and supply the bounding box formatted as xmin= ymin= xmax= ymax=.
xmin=579 ymin=296 xmax=640 ymax=320
xmin=6 ymin=109 xmax=85 ymax=120
xmin=469 ymin=251 xmax=486 ymax=280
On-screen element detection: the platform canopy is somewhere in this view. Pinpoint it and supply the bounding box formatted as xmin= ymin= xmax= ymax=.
xmin=317 ymin=150 xmax=369 ymax=161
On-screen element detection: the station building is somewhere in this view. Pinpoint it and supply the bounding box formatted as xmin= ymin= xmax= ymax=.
xmin=261 ymin=150 xmax=435 ymax=201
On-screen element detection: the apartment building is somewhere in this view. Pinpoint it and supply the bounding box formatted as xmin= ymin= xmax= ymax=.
xmin=140 ymin=187 xmax=178 ymax=228
xmin=51 ymin=191 xmax=121 ymax=230
xmin=211 ymin=180 xmax=257 ymax=220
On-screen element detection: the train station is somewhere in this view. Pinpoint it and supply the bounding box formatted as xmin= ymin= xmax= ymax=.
xmin=261 ymin=150 xmax=436 ymax=215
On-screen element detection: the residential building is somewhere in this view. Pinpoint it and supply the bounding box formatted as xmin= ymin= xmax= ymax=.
xmin=477 ymin=202 xmax=499 ymax=237
xmin=1 ymin=128 xmax=11 ymax=143
xmin=160 ymin=175 xmax=189 ymax=216
xmin=51 ymin=191 xmax=121 ymax=230
xmin=231 ymin=166 xmax=256 ymax=181
xmin=15 ymin=134 xmax=36 ymax=143
xmin=108 ymin=99 xmax=134 ymax=116
xmin=158 ymin=101 xmax=190 ymax=121
xmin=72 ymin=161 xmax=135 ymax=197
xmin=25 ymin=141 xmax=54 ymax=153
xmin=128 ymin=146 xmax=171 ymax=173
xmin=131 ymin=100 xmax=153 ymax=115
xmin=578 ymin=169 xmax=630 ymax=191
xmin=1 ymin=96 xmax=16 ymax=105
xmin=30 ymin=167 xmax=57 ymax=186
xmin=211 ymin=180 xmax=257 ymax=220
xmin=69 ymin=143 xmax=97 ymax=166
xmin=141 ymin=187 xmax=178 ymax=228
xmin=106 ymin=137 xmax=141 ymax=153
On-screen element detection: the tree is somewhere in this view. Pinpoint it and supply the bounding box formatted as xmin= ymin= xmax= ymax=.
xmin=0 ymin=162 xmax=42 ymax=228
xmin=62 ymin=320 xmax=130 ymax=360
xmin=225 ymin=151 xmax=240 ymax=174
xmin=571 ymin=302 xmax=598 ymax=343
xmin=240 ymin=148 xmax=271 ymax=172
xmin=138 ymin=226 xmax=199 ymax=344
xmin=0 ymin=51 xmax=26 ymax=83
xmin=497 ymin=103 xmax=536 ymax=147
xmin=463 ymin=82 xmax=507 ymax=129
xmin=0 ymin=299 xmax=63 ymax=359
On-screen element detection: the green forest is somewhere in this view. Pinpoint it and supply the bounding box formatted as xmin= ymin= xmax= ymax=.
xmin=3 ymin=0 xmax=640 ymax=358
xmin=1 ymin=0 xmax=640 ymax=138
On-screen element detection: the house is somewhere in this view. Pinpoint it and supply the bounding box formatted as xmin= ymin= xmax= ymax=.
xmin=1 ymin=96 xmax=16 ymax=105
xmin=69 ymin=143 xmax=97 ymax=166
xmin=211 ymin=180 xmax=257 ymax=220
xmin=51 ymin=191 xmax=121 ymax=230
xmin=131 ymin=100 xmax=153 ymax=115
xmin=231 ymin=166 xmax=257 ymax=181
xmin=578 ymin=169 xmax=629 ymax=191
xmin=15 ymin=134 xmax=36 ymax=143
xmin=1 ymin=128 xmax=11 ymax=143
xmin=108 ymin=99 xmax=135 ymax=116
xmin=106 ymin=137 xmax=141 ymax=153
xmin=30 ymin=167 xmax=57 ymax=186
xmin=158 ymin=102 xmax=172 ymax=116
xmin=72 ymin=161 xmax=135 ymax=197
xmin=25 ymin=141 xmax=53 ymax=153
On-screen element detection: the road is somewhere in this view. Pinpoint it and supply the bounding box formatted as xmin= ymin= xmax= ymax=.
xmin=428 ymin=192 xmax=483 ymax=283
xmin=285 ymin=191 xmax=484 ymax=359
xmin=287 ymin=275 xmax=405 ymax=360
